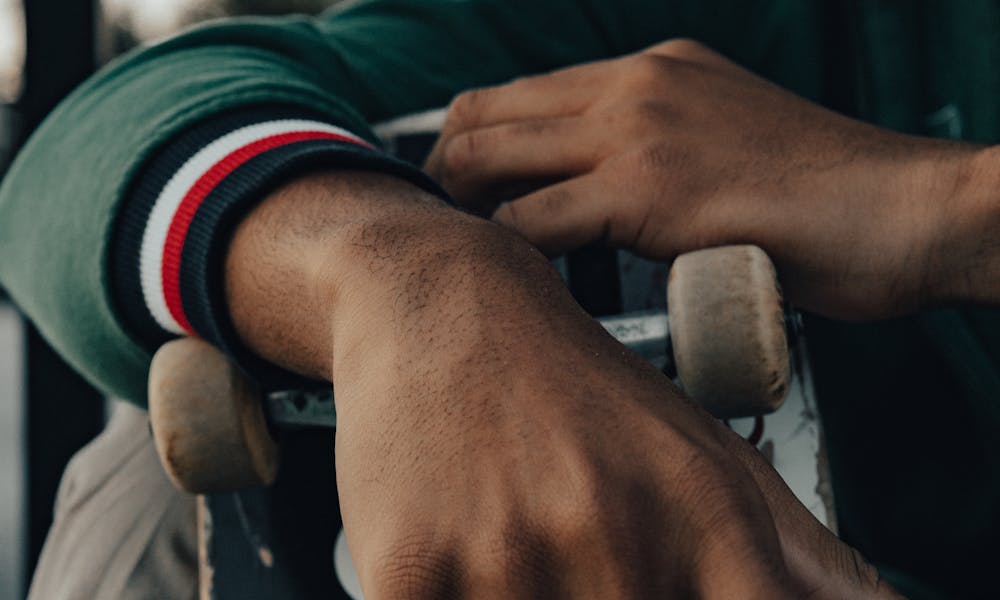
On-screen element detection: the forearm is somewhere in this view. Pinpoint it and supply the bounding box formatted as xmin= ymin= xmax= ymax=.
xmin=0 ymin=0 xmax=635 ymax=403
xmin=925 ymin=145 xmax=1000 ymax=308
xmin=223 ymin=170 xmax=576 ymax=389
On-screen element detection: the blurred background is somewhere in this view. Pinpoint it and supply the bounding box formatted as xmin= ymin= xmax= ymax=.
xmin=0 ymin=2 xmax=339 ymax=597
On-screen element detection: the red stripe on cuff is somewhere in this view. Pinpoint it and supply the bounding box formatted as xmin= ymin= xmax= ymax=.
xmin=160 ymin=131 xmax=366 ymax=334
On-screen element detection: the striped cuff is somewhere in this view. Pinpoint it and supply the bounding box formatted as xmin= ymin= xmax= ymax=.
xmin=111 ymin=106 xmax=446 ymax=388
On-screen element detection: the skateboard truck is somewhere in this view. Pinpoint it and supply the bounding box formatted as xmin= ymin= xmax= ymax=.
xmin=266 ymin=306 xmax=799 ymax=430
xmin=150 ymin=244 xmax=794 ymax=494
xmin=266 ymin=309 xmax=674 ymax=430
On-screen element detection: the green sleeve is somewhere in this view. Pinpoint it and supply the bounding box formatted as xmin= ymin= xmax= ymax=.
xmin=0 ymin=0 xmax=791 ymax=404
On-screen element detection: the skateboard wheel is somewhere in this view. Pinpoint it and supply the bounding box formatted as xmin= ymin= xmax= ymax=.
xmin=149 ymin=338 xmax=279 ymax=493
xmin=667 ymin=245 xmax=790 ymax=419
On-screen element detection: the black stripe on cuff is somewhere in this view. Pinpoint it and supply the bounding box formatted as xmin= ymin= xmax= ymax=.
xmin=110 ymin=106 xmax=340 ymax=350
xmin=176 ymin=139 xmax=448 ymax=390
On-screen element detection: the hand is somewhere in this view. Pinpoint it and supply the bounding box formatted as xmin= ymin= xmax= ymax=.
xmin=221 ymin=172 xmax=897 ymax=598
xmin=425 ymin=39 xmax=982 ymax=320
xmin=330 ymin=231 xmax=895 ymax=599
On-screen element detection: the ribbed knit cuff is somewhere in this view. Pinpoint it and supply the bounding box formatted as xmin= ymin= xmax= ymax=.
xmin=111 ymin=106 xmax=447 ymax=388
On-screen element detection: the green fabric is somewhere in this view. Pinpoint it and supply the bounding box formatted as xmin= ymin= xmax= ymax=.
xmin=0 ymin=0 xmax=998 ymax=597
xmin=0 ymin=0 xmax=784 ymax=405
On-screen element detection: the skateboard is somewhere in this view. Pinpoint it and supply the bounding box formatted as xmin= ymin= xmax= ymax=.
xmin=147 ymin=244 xmax=816 ymax=599
xmin=146 ymin=108 xmax=832 ymax=598
xmin=149 ymin=244 xmax=792 ymax=493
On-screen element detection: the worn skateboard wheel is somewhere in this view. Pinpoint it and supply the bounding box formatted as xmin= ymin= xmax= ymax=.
xmin=149 ymin=337 xmax=279 ymax=493
xmin=667 ymin=245 xmax=790 ymax=419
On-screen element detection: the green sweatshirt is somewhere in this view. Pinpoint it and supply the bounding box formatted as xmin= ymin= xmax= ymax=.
xmin=0 ymin=0 xmax=996 ymax=596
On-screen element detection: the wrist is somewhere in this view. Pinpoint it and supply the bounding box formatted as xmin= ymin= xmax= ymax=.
xmin=224 ymin=168 xmax=578 ymax=390
xmin=325 ymin=212 xmax=580 ymax=388
xmin=920 ymin=143 xmax=1000 ymax=308
xmin=224 ymin=170 xmax=455 ymax=381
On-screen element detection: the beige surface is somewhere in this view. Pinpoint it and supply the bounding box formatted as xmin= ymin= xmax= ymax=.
xmin=149 ymin=338 xmax=279 ymax=493
xmin=27 ymin=401 xmax=198 ymax=600
xmin=668 ymin=245 xmax=790 ymax=418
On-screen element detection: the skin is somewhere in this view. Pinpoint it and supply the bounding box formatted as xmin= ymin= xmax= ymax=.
xmin=223 ymin=172 xmax=895 ymax=598
xmin=425 ymin=39 xmax=1000 ymax=320
xmin=210 ymin=36 xmax=1000 ymax=598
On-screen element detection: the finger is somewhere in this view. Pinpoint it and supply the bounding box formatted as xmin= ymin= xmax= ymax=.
xmin=438 ymin=59 xmax=613 ymax=136
xmin=643 ymin=38 xmax=735 ymax=70
xmin=716 ymin=429 xmax=901 ymax=598
xmin=492 ymin=175 xmax=629 ymax=256
xmin=428 ymin=117 xmax=600 ymax=212
xmin=427 ymin=61 xmax=612 ymax=185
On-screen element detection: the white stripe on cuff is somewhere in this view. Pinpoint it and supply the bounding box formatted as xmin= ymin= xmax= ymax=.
xmin=139 ymin=119 xmax=366 ymax=335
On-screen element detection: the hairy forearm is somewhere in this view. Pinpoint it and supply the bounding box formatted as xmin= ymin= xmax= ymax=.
xmin=224 ymin=170 xmax=453 ymax=381
xmin=925 ymin=145 xmax=1000 ymax=308
xmin=223 ymin=170 xmax=573 ymax=387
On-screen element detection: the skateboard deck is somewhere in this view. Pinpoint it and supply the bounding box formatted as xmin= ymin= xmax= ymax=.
xmin=197 ymin=431 xmax=349 ymax=599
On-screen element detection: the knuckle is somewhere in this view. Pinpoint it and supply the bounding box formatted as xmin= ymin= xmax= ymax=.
xmin=606 ymin=197 xmax=651 ymax=249
xmin=630 ymin=141 xmax=692 ymax=177
xmin=653 ymin=38 xmax=710 ymax=60
xmin=533 ymin=184 xmax=573 ymax=215
xmin=543 ymin=459 xmax=609 ymax=547
xmin=468 ymin=520 xmax=554 ymax=590
xmin=493 ymin=199 xmax=520 ymax=228
xmin=508 ymin=118 xmax=551 ymax=139
xmin=368 ymin=537 xmax=461 ymax=599
xmin=632 ymin=100 xmax=671 ymax=132
xmin=624 ymin=53 xmax=672 ymax=91
xmin=836 ymin=545 xmax=885 ymax=592
xmin=441 ymin=129 xmax=484 ymax=176
xmin=448 ymin=87 xmax=492 ymax=126
xmin=597 ymin=101 xmax=668 ymax=140
xmin=498 ymin=184 xmax=571 ymax=230
xmin=546 ymin=496 xmax=603 ymax=547
xmin=504 ymin=73 xmax=539 ymax=98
